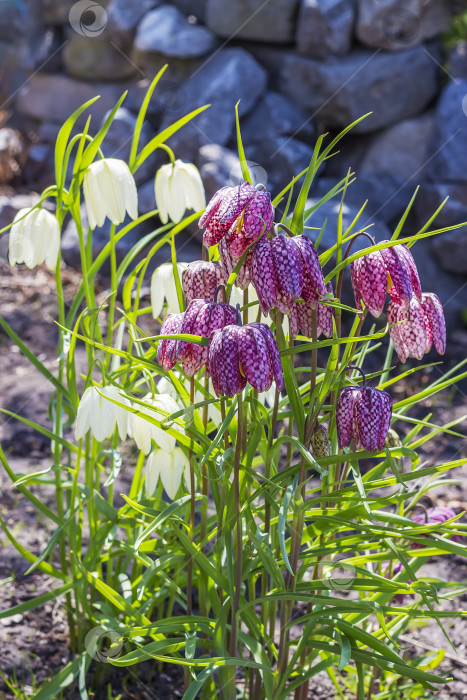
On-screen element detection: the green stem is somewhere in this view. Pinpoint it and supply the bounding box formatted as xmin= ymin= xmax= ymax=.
xmin=229 ymin=394 xmax=244 ymax=658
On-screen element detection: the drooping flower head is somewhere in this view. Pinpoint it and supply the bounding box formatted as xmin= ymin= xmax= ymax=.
xmin=251 ymin=230 xmax=326 ymax=315
xmin=83 ymin=158 xmax=138 ymax=229
xmin=129 ymin=393 xmax=182 ymax=454
xmin=288 ymin=282 xmax=335 ymax=339
xmin=9 ymin=207 xmax=60 ymax=270
xmin=336 ymin=368 xmax=392 ymax=453
xmin=208 ymin=318 xmax=283 ymax=398
xmin=387 ymin=293 xmax=446 ymax=363
xmin=75 ymin=385 xmax=131 ymax=442
xmin=177 ymin=297 xmax=237 ymax=376
xmin=182 ymin=260 xmax=224 ymax=305
xmin=145 ymin=447 xmax=190 ymax=500
xmin=155 ymin=159 xmax=205 ymax=224
xmin=157 ymin=312 xmax=185 ymax=371
xmin=351 ymin=241 xmax=422 ymax=318
xmin=200 ymin=181 xmax=274 ymax=257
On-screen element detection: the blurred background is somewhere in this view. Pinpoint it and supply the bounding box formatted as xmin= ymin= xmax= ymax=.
xmin=0 ymin=0 xmax=466 ymax=340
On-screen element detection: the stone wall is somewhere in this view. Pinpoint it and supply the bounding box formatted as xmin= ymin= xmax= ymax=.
xmin=1 ymin=0 xmax=467 ymax=326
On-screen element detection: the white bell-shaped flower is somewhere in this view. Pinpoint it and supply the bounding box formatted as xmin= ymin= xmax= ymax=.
xmin=129 ymin=393 xmax=182 ymax=454
xmin=75 ymin=385 xmax=131 ymax=442
xmin=158 ymin=374 xmax=221 ymax=424
xmin=155 ymin=159 xmax=205 ymax=224
xmin=145 ymin=447 xmax=190 ymax=500
xmin=150 ymin=262 xmax=188 ymax=318
xmin=83 ymin=158 xmax=138 ymax=229
xmin=9 ymin=208 xmax=60 ymax=270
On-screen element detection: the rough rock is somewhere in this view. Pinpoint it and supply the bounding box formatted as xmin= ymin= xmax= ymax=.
xmin=99 ymin=108 xmax=158 ymax=185
xmin=358 ymin=113 xmax=435 ymax=179
xmin=427 ymin=80 xmax=467 ymax=184
xmin=448 ymin=41 xmax=467 ymax=80
xmin=206 ymin=0 xmax=299 ymax=43
xmin=246 ymin=138 xmax=314 ymax=195
xmin=15 ymin=74 xmax=135 ymax=125
xmin=29 ymin=27 xmax=64 ymax=74
xmin=138 ymin=178 xmax=157 ymax=214
xmin=296 ymin=0 xmax=355 ymax=58
xmin=279 ymin=44 xmax=439 ymax=133
xmin=171 ymin=0 xmax=207 ymax=21
xmin=160 ymin=48 xmax=267 ymax=161
xmin=198 ymin=144 xmax=241 ymax=201
xmin=312 ymin=174 xmax=413 ymax=226
xmin=242 ymin=91 xmax=315 ymax=145
xmin=63 ymin=34 xmax=136 ymax=81
xmin=304 ymin=198 xmax=391 ymax=251
xmin=134 ymin=5 xmax=216 ymax=58
xmin=106 ymin=0 xmax=161 ymax=41
xmin=432 ymin=228 xmax=467 ymax=276
xmin=356 ymin=0 xmax=452 ymax=51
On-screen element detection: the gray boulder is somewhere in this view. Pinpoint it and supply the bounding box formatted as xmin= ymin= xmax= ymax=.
xmin=99 ymin=108 xmax=158 ymax=185
xmin=134 ymin=5 xmax=216 ymax=58
xmin=427 ymin=80 xmax=467 ymax=184
xmin=358 ymin=113 xmax=435 ymax=180
xmin=242 ymin=91 xmax=315 ymax=145
xmin=296 ymin=0 xmax=355 ymax=58
xmin=198 ymin=144 xmax=241 ymax=201
xmin=279 ymin=44 xmax=439 ymax=133
xmin=63 ymin=34 xmax=136 ymax=81
xmin=356 ymin=0 xmax=452 ymax=51
xmin=138 ymin=178 xmax=157 ymax=214
xmin=160 ymin=48 xmax=267 ymax=161
xmin=171 ymin=0 xmax=207 ymax=21
xmin=106 ymin=0 xmax=161 ymax=41
xmin=448 ymin=41 xmax=467 ymax=80
xmin=0 ymin=0 xmax=25 ymax=42
xmin=246 ymin=138 xmax=314 ymax=195
xmin=206 ymin=0 xmax=299 ymax=43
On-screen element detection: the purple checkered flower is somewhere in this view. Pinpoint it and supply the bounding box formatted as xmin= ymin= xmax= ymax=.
xmin=199 ymin=182 xmax=274 ymax=256
xmin=251 ymin=232 xmax=326 ymax=315
xmin=208 ymin=321 xmax=283 ymax=397
xmin=182 ymin=260 xmax=224 ymax=305
xmin=218 ymin=235 xmax=253 ymax=290
xmin=336 ymin=375 xmax=392 ymax=453
xmin=288 ymin=282 xmax=335 ymax=339
xmin=351 ymin=242 xmax=422 ymax=317
xmin=157 ymin=312 xmax=185 ymax=371
xmin=411 ymin=507 xmax=462 ymax=544
xmin=387 ymin=293 xmax=446 ymax=363
xmin=177 ymin=298 xmax=237 ymax=376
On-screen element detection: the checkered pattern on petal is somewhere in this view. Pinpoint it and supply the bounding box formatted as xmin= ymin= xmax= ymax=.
xmin=397 ymin=244 xmax=422 ymax=300
xmin=251 ymin=235 xmax=279 ymax=314
xmin=354 ymin=387 xmax=392 ymax=453
xmin=182 ymin=260 xmax=224 ymax=305
xmin=179 ymin=300 xmax=237 ymax=376
xmin=294 ymin=235 xmax=326 ymax=303
xmin=177 ymin=299 xmax=206 ymax=360
xmin=380 ymin=242 xmax=413 ymax=305
xmin=271 ymin=234 xmax=304 ymax=301
xmin=250 ymin=322 xmax=284 ymax=391
xmin=219 ymin=235 xmax=253 ymax=289
xmin=387 ymin=301 xmax=408 ymax=363
xmin=157 ymin=312 xmax=185 ymax=370
xmin=397 ymin=297 xmax=429 ymax=361
xmin=422 ymin=293 xmax=446 ymax=355
xmin=200 ymin=182 xmax=256 ymax=248
xmin=354 ymin=251 xmax=388 ymax=318
xmin=350 ymin=260 xmax=363 ymax=312
xmin=336 ymin=386 xmax=359 ymax=449
xmin=242 ymin=191 xmax=274 ymax=241
xmin=237 ymin=325 xmax=272 ymax=392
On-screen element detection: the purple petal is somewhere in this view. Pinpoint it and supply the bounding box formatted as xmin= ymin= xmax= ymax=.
xmin=182 ymin=260 xmax=224 ymax=305
xmin=271 ymin=234 xmax=304 ymax=301
xmin=356 ymin=251 xmax=388 ymax=318
xmin=355 ymin=387 xmax=391 ymax=453
xmin=199 ymin=187 xmax=225 ymax=228
xmin=157 ymin=312 xmax=185 ymax=370
xmin=294 ymin=235 xmax=326 ymax=303
xmin=387 ymin=301 xmax=408 ymax=363
xmin=336 ymin=386 xmax=359 ymax=449
xmin=242 ymin=190 xmax=274 ymax=241
xmin=177 ymin=299 xmax=206 ymax=360
xmin=397 ymin=297 xmax=429 ymax=361
xmin=251 ymin=236 xmax=279 ymax=315
xmin=251 ymin=322 xmax=284 ymax=391
xmin=421 ymin=293 xmax=446 ymax=355
xmin=209 ymin=325 xmax=246 ymax=397
xmin=380 ymin=242 xmax=414 ymax=305
xmin=217 ymin=182 xmax=256 ymax=225
xmin=350 ymin=260 xmax=363 ymax=312
xmin=397 ymin=244 xmax=422 ymax=300
xmin=219 ymin=235 xmax=253 ymax=289
xmin=237 ymin=325 xmax=272 ymax=392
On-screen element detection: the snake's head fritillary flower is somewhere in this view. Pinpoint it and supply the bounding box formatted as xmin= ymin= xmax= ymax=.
xmin=157 ymin=312 xmax=185 ymax=371
xmin=177 ymin=298 xmax=237 ymax=376
xmin=182 ymin=260 xmax=224 ymax=305
xmin=83 ymin=158 xmax=138 ymax=229
xmin=200 ymin=181 xmax=256 ymax=247
xmin=155 ymin=159 xmax=205 ymax=224
xmin=350 ymin=242 xmax=422 ymax=318
xmin=145 ymin=446 xmax=190 ymax=500
xmin=151 ymin=262 xmax=188 ymax=318
xmin=9 ymin=208 xmax=60 ymax=270
xmin=336 ymin=383 xmax=392 ymax=453
xmin=226 ymin=189 xmax=275 ymax=259
xmin=411 ymin=507 xmax=462 ymax=544
xmin=75 ymin=385 xmax=131 ymax=442
xmin=218 ymin=235 xmax=253 ymax=290
xmin=288 ymin=282 xmax=335 ymax=339
xmin=208 ymin=322 xmax=283 ymax=397
xmin=128 ymin=393 xmax=182 ymax=454
xmin=387 ymin=293 xmax=446 ymax=363
xmin=252 ymin=233 xmax=326 ymax=316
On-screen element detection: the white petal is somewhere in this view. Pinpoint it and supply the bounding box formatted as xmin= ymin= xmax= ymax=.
xmin=155 ymin=166 xmax=169 ymax=224
xmin=83 ymin=167 xmax=101 ymax=229
xmin=150 ymin=267 xmax=165 ymax=319
xmin=166 ymin=164 xmax=187 ymax=224
xmin=103 ymin=159 xmax=127 ymax=225
xmin=75 ymin=386 xmax=94 ymax=440
xmin=91 ymin=387 xmax=116 ymax=442
xmin=43 ymin=213 xmax=61 ymax=270
xmin=177 ymin=161 xmax=205 ymax=212
xmin=145 ymin=450 xmax=163 ymax=495
xmin=131 ymin=412 xmax=153 ymax=455
xmin=103 ymin=386 xmax=131 ymax=441
xmin=162 ymin=447 xmax=188 ymax=500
